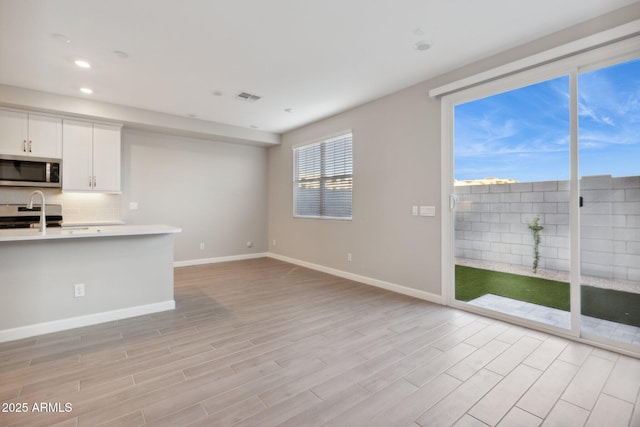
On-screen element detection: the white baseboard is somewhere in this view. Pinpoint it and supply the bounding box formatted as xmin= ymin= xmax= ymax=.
xmin=0 ymin=300 xmax=175 ymax=343
xmin=267 ymin=252 xmax=442 ymax=305
xmin=174 ymin=252 xmax=269 ymax=267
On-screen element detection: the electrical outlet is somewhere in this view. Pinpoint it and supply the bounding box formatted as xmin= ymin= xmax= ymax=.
xmin=347 ymin=252 xmax=352 ymax=262
xmin=199 ymin=242 xmax=205 ymax=250
xmin=246 ymin=241 xmax=253 ymax=248
xmin=74 ymin=283 xmax=85 ymax=298
xmin=129 ymin=202 xmax=139 ymax=210
xmin=272 ymin=239 xmax=276 ymax=246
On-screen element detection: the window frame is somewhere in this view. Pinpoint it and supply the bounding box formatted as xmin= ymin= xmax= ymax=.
xmin=292 ymin=130 xmax=353 ymax=220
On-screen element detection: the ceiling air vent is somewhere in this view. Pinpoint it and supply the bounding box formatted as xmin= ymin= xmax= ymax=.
xmin=235 ymin=91 xmax=262 ymax=102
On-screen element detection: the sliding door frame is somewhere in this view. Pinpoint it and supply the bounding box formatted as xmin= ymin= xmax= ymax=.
xmin=440 ymin=36 xmax=640 ymax=355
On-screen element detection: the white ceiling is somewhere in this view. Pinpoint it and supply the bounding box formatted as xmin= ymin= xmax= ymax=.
xmin=0 ymin=0 xmax=637 ymax=134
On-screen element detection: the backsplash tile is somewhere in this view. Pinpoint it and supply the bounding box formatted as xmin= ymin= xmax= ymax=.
xmin=0 ymin=188 xmax=121 ymax=224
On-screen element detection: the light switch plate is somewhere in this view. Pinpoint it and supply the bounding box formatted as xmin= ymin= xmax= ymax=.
xmin=419 ymin=206 xmax=436 ymax=217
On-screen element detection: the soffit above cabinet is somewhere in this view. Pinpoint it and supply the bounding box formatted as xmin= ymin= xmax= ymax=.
xmin=0 ymin=85 xmax=280 ymax=147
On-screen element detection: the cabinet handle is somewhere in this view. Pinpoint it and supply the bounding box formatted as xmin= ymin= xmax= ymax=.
xmin=23 ymin=140 xmax=27 ymax=152
xmin=89 ymin=176 xmax=93 ymax=188
xmin=93 ymin=176 xmax=96 ymax=188
xmin=28 ymin=140 xmax=32 ymax=152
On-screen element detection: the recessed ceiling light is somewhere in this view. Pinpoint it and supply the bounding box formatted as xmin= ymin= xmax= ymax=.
xmin=284 ymin=108 xmax=293 ymax=113
xmin=80 ymin=87 xmax=93 ymax=94
xmin=74 ymin=59 xmax=91 ymax=69
xmin=415 ymin=40 xmax=432 ymax=51
xmin=112 ymin=50 xmax=129 ymax=59
xmin=51 ymin=33 xmax=71 ymax=44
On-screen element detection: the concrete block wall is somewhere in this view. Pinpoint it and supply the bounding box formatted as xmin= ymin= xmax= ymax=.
xmin=581 ymin=175 xmax=640 ymax=283
xmin=454 ymin=175 xmax=639 ymax=283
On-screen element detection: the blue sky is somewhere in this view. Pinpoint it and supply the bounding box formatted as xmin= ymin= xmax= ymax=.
xmin=454 ymin=58 xmax=640 ymax=182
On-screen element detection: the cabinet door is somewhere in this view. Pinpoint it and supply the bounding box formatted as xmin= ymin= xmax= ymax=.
xmin=62 ymin=120 xmax=94 ymax=191
xmin=0 ymin=109 xmax=28 ymax=156
xmin=28 ymin=114 xmax=62 ymax=158
xmin=92 ymin=124 xmax=121 ymax=192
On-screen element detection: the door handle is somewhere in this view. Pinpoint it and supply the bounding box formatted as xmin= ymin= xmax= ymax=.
xmin=449 ymin=194 xmax=457 ymax=211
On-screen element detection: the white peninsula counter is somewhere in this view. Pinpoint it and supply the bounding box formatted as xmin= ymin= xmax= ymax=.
xmin=0 ymin=225 xmax=181 ymax=342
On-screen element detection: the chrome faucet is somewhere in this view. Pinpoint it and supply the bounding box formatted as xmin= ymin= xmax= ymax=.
xmin=27 ymin=190 xmax=46 ymax=234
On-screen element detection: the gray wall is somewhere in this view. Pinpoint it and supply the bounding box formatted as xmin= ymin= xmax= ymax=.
xmin=268 ymin=83 xmax=443 ymax=295
xmin=120 ymin=128 xmax=268 ymax=262
xmin=267 ymin=4 xmax=640 ymax=297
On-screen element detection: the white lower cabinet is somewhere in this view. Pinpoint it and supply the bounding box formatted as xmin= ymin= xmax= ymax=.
xmin=63 ymin=120 xmax=121 ymax=192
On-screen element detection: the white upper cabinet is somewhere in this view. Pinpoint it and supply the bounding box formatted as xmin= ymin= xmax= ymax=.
xmin=92 ymin=124 xmax=121 ymax=192
xmin=0 ymin=109 xmax=62 ymax=158
xmin=63 ymin=120 xmax=121 ymax=193
xmin=0 ymin=109 xmax=26 ymax=155
xmin=62 ymin=120 xmax=94 ymax=191
xmin=28 ymin=115 xmax=63 ymax=158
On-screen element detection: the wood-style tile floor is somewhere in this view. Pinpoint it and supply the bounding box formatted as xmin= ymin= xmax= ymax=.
xmin=1 ymin=258 xmax=639 ymax=426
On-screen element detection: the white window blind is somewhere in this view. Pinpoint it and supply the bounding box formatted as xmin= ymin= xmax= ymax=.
xmin=293 ymin=132 xmax=353 ymax=219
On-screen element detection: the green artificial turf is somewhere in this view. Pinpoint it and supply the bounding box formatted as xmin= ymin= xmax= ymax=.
xmin=455 ymin=265 xmax=570 ymax=311
xmin=455 ymin=264 xmax=640 ymax=327
xmin=581 ymin=285 xmax=640 ymax=327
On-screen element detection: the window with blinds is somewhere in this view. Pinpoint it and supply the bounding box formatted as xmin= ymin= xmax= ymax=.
xmin=293 ymin=132 xmax=353 ymax=219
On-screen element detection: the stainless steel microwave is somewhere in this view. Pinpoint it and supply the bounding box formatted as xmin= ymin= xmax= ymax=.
xmin=0 ymin=155 xmax=61 ymax=187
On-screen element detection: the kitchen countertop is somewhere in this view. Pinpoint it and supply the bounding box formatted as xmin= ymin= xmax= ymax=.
xmin=0 ymin=224 xmax=181 ymax=242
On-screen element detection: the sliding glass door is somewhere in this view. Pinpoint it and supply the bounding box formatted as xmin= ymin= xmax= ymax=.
xmin=444 ymin=46 xmax=640 ymax=353
xmin=452 ymin=75 xmax=572 ymax=330
xmin=578 ymin=58 xmax=640 ymax=349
